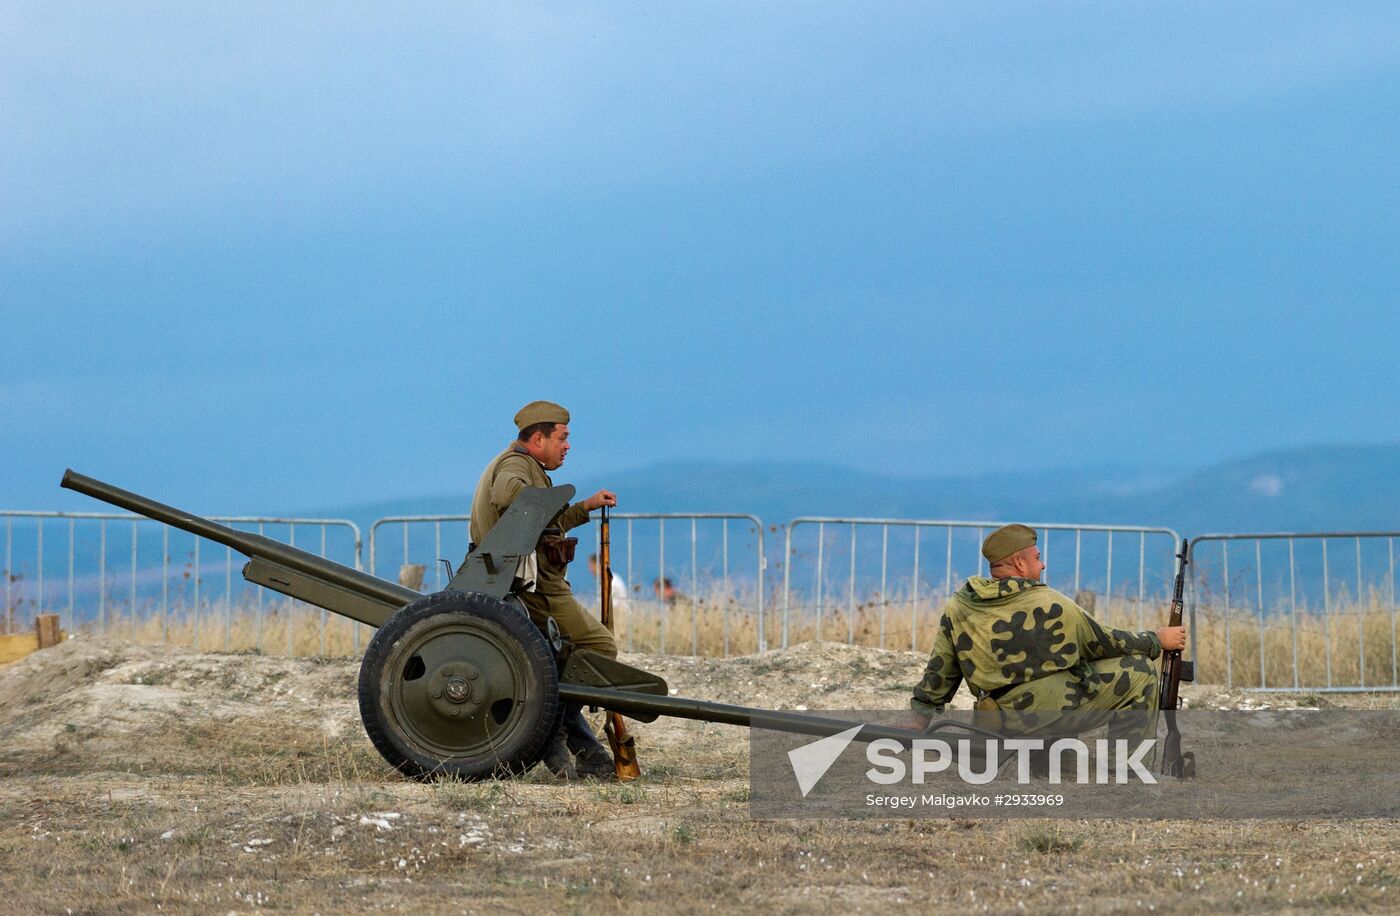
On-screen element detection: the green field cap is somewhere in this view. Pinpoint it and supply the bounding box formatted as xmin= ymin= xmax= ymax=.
xmin=982 ymin=524 xmax=1037 ymax=563
xmin=514 ymin=400 xmax=570 ymax=431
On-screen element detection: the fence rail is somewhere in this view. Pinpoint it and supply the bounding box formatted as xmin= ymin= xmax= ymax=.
xmin=592 ymin=512 xmax=767 ymax=655
xmin=780 ymin=517 xmax=1182 ymax=652
xmin=2 ymin=510 xmax=362 ymax=654
xmin=1188 ymin=532 xmax=1399 ymax=693
xmin=9 ymin=501 xmax=1400 ymax=694
xmin=369 ymin=512 xmax=767 ymax=655
xmin=368 ymin=515 xmax=473 ymax=593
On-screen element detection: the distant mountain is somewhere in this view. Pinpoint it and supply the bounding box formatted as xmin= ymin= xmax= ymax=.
xmin=304 ymin=444 xmax=1400 ymax=535
xmin=1054 ymin=444 xmax=1400 ymax=533
xmin=572 ymin=459 xmax=1177 ymax=525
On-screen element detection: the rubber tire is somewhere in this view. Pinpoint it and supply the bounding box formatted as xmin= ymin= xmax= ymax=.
xmin=358 ymin=590 xmax=561 ymax=781
xmin=500 ymin=592 xmax=568 ymax=770
xmin=500 ymin=594 xmax=569 ymax=766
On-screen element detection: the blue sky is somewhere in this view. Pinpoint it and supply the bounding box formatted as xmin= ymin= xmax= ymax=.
xmin=5 ymin=2 xmax=1400 ymax=512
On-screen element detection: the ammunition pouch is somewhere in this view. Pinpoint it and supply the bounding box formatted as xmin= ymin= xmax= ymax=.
xmin=972 ymin=694 xmax=1004 ymax=732
xmin=540 ymin=531 xmax=578 ymax=567
xmin=972 ymin=681 xmax=1017 ymax=732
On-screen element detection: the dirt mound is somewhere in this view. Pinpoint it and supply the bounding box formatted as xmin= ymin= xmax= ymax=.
xmin=0 ymin=636 xmax=364 ymax=779
xmin=0 ymin=636 xmax=1316 ymax=762
xmin=0 ymin=635 xmax=1318 ymax=782
xmin=634 ymin=639 xmax=974 ymax=711
xmin=0 ymin=638 xmax=952 ymax=776
xmin=0 ymin=638 xmax=961 ymax=782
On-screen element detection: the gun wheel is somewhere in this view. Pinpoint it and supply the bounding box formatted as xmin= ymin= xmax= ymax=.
xmin=358 ymin=590 xmax=560 ymax=780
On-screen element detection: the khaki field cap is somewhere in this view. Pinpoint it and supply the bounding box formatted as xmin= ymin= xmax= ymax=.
xmin=514 ymin=400 xmax=570 ymax=431
xmin=982 ymin=524 xmax=1038 ymax=564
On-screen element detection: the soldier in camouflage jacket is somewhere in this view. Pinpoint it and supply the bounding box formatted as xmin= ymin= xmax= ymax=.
xmin=911 ymin=524 xmax=1188 ymax=751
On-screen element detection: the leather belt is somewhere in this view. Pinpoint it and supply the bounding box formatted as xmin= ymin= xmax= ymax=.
xmin=984 ymin=682 xmax=1017 ymax=702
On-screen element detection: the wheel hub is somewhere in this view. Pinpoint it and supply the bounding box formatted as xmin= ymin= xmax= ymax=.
xmin=382 ymin=617 xmax=538 ymax=758
xmin=429 ymin=664 xmax=483 ymax=717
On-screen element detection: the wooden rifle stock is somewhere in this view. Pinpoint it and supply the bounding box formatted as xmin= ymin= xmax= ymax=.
xmin=1158 ymin=538 xmax=1196 ymax=778
xmin=600 ymin=507 xmax=642 ymax=780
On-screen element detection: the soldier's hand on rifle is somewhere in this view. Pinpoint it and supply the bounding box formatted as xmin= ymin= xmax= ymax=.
xmin=1156 ymin=626 xmax=1187 ymax=652
xmin=581 ymin=489 xmax=618 ymax=511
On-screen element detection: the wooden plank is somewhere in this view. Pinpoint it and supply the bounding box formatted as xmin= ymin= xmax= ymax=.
xmin=36 ymin=614 xmax=62 ymax=649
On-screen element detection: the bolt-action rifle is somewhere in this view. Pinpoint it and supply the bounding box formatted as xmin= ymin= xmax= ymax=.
xmin=1158 ymin=538 xmax=1196 ymax=778
xmin=599 ymin=507 xmax=642 ymax=780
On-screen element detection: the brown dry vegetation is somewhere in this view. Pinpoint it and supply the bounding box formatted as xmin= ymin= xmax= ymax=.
xmin=80 ymin=589 xmax=1400 ymax=694
xmin=2 ymin=638 xmax=1398 ymax=914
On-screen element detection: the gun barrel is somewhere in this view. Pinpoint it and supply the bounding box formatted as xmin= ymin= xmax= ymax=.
xmin=562 ymin=684 xmax=1001 ymax=746
xmin=63 ymin=469 xmax=264 ymax=554
xmin=60 ymin=469 xmax=416 ymax=626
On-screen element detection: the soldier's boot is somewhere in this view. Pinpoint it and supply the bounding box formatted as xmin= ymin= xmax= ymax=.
xmin=542 ymin=720 xmax=578 ymax=781
xmin=562 ymin=703 xmax=616 ymax=780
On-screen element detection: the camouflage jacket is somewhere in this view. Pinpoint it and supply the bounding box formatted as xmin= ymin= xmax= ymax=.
xmin=910 ymin=576 xmax=1161 ymax=715
xmin=469 ymin=442 xmax=592 ymax=595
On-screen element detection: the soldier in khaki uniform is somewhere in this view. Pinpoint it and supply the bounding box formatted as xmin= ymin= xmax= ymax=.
xmin=910 ymin=524 xmax=1187 ymax=760
xmin=471 ymin=400 xmax=619 ymax=778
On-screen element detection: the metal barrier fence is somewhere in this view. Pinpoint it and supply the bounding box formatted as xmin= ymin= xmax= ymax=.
xmin=1188 ymin=532 xmax=1399 ymax=692
xmin=588 ymin=513 xmax=766 ymax=656
xmin=11 ymin=501 xmax=1398 ymax=692
xmin=1 ymin=511 xmax=362 ymax=654
xmin=368 ymin=515 xmax=473 ymax=592
xmin=368 ymin=512 xmax=767 ymax=655
xmin=780 ymin=518 xmax=1183 ymax=651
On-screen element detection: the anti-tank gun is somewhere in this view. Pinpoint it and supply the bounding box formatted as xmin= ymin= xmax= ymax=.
xmin=61 ymin=470 xmax=970 ymax=780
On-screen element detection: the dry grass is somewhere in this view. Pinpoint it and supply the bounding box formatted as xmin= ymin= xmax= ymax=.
xmin=2 ymin=641 xmax=1398 ymax=914
xmin=63 ymin=586 xmax=1400 ymax=692
xmin=7 ymin=777 xmax=1398 ymax=913
xmin=1185 ymin=597 xmax=1400 ymax=690
xmin=625 ymin=591 xmax=1400 ymax=692
xmin=80 ymin=598 xmax=372 ymax=655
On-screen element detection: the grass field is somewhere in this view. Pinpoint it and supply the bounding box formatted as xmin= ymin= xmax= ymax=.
xmin=1 ymin=638 xmax=1397 ymax=914
xmin=27 ymin=586 xmax=1399 ymax=694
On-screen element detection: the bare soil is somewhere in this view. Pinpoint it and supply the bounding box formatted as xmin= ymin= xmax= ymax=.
xmin=1 ymin=637 xmax=1396 ymax=914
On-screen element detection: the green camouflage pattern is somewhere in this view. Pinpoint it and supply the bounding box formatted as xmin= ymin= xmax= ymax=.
xmin=911 ymin=576 xmax=1160 ymax=718
xmin=470 ymin=443 xmax=616 ymax=657
xmin=989 ymin=656 xmax=1162 ymax=757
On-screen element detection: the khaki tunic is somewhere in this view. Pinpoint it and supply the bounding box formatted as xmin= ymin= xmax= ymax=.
xmin=470 ymin=443 xmax=616 ymax=657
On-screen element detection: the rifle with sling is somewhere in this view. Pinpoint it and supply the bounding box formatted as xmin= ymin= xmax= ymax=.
xmin=1158 ymin=538 xmax=1196 ymax=778
xmin=600 ymin=507 xmax=642 ymax=780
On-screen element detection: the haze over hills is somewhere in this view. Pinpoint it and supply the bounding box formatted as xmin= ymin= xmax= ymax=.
xmin=310 ymin=444 xmax=1400 ymax=537
xmin=7 ymin=444 xmax=1391 ymax=605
